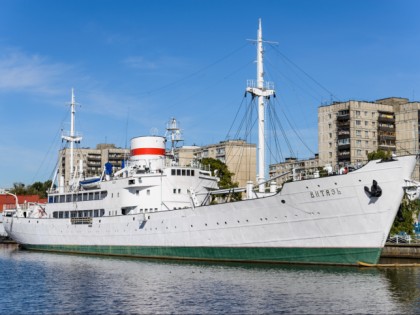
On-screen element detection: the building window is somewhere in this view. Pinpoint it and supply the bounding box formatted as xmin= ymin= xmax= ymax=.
xmin=356 ymin=111 xmax=360 ymax=116
xmin=329 ymin=142 xmax=332 ymax=148
xmin=329 ymin=133 xmax=332 ymax=139
xmin=356 ymin=120 xmax=361 ymax=126
xmin=356 ymin=130 xmax=361 ymax=137
xmin=356 ymin=140 xmax=361 ymax=147
xmin=357 ymin=150 xmax=362 ymax=156
xmin=365 ymin=131 xmax=369 ymax=137
xmin=329 ymin=152 xmax=332 ymax=158
xmin=365 ymin=121 xmax=368 ymax=126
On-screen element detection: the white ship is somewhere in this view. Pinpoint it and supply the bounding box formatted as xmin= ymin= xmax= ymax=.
xmin=3 ymin=20 xmax=418 ymax=265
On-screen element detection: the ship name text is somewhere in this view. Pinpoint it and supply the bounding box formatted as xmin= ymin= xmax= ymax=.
xmin=310 ymin=188 xmax=342 ymax=198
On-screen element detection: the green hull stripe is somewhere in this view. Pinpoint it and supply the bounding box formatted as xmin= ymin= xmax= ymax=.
xmin=20 ymin=244 xmax=382 ymax=266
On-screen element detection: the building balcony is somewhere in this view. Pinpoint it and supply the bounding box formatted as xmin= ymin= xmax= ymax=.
xmin=338 ymin=154 xmax=350 ymax=162
xmin=378 ymin=144 xmax=396 ymax=151
xmin=337 ymin=121 xmax=350 ymax=127
xmin=378 ymin=125 xmax=394 ymax=132
xmin=87 ymin=161 xmax=101 ymax=167
xmin=337 ymin=129 xmax=350 ymax=135
xmin=338 ymin=133 xmax=350 ymax=140
xmin=337 ymin=114 xmax=350 ymax=121
xmin=337 ymin=144 xmax=350 ymax=150
xmin=378 ymin=116 xmax=394 ymax=123
xmin=378 ymin=135 xmax=396 ymax=141
xmin=87 ymin=156 xmax=101 ymax=161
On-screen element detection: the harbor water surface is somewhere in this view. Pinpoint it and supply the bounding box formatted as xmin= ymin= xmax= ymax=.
xmin=1 ymin=245 xmax=420 ymax=314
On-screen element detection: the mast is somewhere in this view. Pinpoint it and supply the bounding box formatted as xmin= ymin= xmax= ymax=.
xmin=246 ymin=19 xmax=275 ymax=193
xmin=62 ymin=88 xmax=82 ymax=190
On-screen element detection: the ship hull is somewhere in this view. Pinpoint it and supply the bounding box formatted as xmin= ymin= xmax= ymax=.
xmin=4 ymin=156 xmax=417 ymax=266
xmin=21 ymin=244 xmax=382 ymax=265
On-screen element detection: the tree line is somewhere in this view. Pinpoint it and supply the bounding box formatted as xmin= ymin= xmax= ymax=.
xmin=9 ymin=180 xmax=52 ymax=199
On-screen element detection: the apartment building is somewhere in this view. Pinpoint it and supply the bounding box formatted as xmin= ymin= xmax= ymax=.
xmin=175 ymin=140 xmax=257 ymax=188
xmin=59 ymin=144 xmax=130 ymax=186
xmin=318 ymin=97 xmax=420 ymax=179
xmin=269 ymin=155 xmax=320 ymax=186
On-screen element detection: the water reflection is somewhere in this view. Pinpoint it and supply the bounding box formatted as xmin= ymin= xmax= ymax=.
xmin=0 ymin=246 xmax=419 ymax=314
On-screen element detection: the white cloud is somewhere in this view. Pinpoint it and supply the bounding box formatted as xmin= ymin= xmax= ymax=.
xmin=0 ymin=48 xmax=71 ymax=95
xmin=122 ymin=55 xmax=187 ymax=71
xmin=123 ymin=56 xmax=158 ymax=70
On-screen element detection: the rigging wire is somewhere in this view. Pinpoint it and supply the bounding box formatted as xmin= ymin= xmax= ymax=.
xmin=270 ymin=45 xmax=341 ymax=102
xmin=31 ymin=109 xmax=71 ymax=183
xmin=224 ymin=95 xmax=258 ymax=183
xmin=268 ymin=100 xmax=296 ymax=158
xmin=266 ymin=102 xmax=286 ymax=163
xmin=137 ymin=42 xmax=250 ymax=97
xmin=273 ymin=97 xmax=317 ymax=157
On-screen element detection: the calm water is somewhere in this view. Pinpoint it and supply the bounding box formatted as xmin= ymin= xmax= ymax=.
xmin=1 ymin=245 xmax=420 ymax=314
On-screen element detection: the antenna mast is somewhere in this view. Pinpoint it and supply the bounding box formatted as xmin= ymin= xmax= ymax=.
xmin=246 ymin=19 xmax=275 ymax=193
xmin=165 ymin=118 xmax=183 ymax=158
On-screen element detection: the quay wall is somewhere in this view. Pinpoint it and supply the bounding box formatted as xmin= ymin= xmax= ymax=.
xmin=382 ymin=244 xmax=420 ymax=259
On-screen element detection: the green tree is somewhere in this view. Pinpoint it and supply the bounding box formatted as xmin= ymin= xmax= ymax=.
xmin=200 ymin=157 xmax=242 ymax=202
xmin=367 ymin=149 xmax=392 ymax=161
xmin=10 ymin=182 xmax=27 ymax=195
xmin=9 ymin=180 xmax=52 ymax=198
xmin=390 ymin=197 xmax=420 ymax=236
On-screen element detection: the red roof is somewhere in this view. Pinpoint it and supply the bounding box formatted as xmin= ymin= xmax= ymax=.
xmin=0 ymin=195 xmax=47 ymax=211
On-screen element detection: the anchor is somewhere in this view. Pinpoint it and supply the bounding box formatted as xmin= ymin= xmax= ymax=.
xmin=364 ymin=180 xmax=382 ymax=198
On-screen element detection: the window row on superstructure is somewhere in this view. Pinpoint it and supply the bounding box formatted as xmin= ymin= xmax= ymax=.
xmin=171 ymin=169 xmax=195 ymax=176
xmin=48 ymin=191 xmax=108 ymax=203
xmin=52 ymin=209 xmax=105 ymax=219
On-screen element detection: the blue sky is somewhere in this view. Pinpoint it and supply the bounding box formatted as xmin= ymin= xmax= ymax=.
xmin=1 ymin=0 xmax=419 ymax=188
